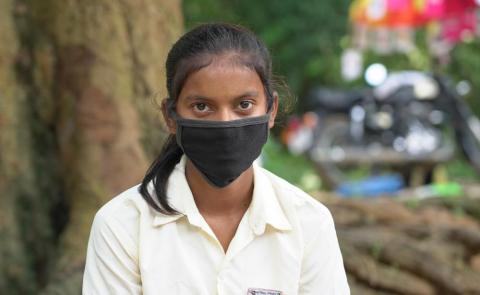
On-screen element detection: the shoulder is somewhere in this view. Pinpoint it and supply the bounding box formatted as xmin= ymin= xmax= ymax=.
xmin=96 ymin=184 xmax=145 ymax=220
xmin=260 ymin=167 xmax=335 ymax=238
xmin=260 ymin=167 xmax=333 ymax=221
xmin=91 ymin=183 xmax=150 ymax=245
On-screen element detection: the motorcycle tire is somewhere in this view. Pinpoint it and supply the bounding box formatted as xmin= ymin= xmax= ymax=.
xmin=457 ymin=119 xmax=480 ymax=176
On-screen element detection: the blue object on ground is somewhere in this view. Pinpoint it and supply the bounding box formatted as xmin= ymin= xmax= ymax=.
xmin=336 ymin=174 xmax=405 ymax=198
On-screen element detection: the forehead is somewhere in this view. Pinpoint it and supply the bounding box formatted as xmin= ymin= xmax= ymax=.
xmin=178 ymin=60 xmax=265 ymax=100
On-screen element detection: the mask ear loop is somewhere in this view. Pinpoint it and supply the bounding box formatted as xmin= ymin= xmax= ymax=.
xmin=165 ymin=98 xmax=186 ymax=151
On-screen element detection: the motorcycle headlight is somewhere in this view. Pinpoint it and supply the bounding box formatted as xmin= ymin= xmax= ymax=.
xmin=414 ymin=78 xmax=439 ymax=100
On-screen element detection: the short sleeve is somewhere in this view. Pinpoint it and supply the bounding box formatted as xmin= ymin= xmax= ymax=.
xmin=298 ymin=212 xmax=350 ymax=294
xmin=82 ymin=211 xmax=141 ymax=295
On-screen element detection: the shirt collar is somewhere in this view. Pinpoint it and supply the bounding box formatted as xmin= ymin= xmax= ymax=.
xmin=152 ymin=155 xmax=202 ymax=227
xmin=152 ymin=155 xmax=292 ymax=234
xmin=248 ymin=160 xmax=292 ymax=235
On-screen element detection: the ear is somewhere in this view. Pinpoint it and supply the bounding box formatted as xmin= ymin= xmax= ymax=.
xmin=161 ymin=98 xmax=177 ymax=134
xmin=268 ymin=92 xmax=279 ymax=129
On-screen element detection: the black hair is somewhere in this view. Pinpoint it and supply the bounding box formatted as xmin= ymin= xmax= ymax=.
xmin=138 ymin=23 xmax=279 ymax=214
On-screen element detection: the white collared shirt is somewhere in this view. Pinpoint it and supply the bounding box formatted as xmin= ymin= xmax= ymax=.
xmin=83 ymin=155 xmax=350 ymax=294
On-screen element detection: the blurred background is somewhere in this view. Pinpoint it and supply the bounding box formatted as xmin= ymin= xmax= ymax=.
xmin=1 ymin=0 xmax=480 ymax=294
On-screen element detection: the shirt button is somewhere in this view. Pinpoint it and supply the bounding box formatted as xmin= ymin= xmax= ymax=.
xmin=254 ymin=223 xmax=264 ymax=235
xmin=217 ymin=272 xmax=226 ymax=283
xmin=217 ymin=279 xmax=225 ymax=295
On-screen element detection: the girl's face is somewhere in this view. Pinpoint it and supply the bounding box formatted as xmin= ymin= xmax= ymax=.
xmin=164 ymin=59 xmax=278 ymax=133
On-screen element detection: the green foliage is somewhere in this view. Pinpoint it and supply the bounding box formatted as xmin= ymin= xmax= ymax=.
xmin=448 ymin=39 xmax=480 ymax=117
xmin=446 ymin=157 xmax=480 ymax=182
xmin=262 ymin=136 xmax=322 ymax=192
xmin=183 ymin=0 xmax=351 ymax=97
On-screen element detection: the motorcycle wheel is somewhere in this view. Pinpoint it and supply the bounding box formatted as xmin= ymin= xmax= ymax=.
xmin=457 ymin=117 xmax=480 ymax=175
xmin=308 ymin=116 xmax=439 ymax=190
xmin=308 ymin=116 xmax=399 ymax=189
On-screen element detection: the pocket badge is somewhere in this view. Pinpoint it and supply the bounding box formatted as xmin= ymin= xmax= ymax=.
xmin=247 ymin=288 xmax=282 ymax=295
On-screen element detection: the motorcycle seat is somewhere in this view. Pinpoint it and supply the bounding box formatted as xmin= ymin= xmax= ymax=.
xmin=304 ymin=88 xmax=364 ymax=112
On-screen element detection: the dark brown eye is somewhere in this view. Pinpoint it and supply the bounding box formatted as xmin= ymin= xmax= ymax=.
xmin=193 ymin=103 xmax=209 ymax=112
xmin=239 ymin=101 xmax=253 ymax=110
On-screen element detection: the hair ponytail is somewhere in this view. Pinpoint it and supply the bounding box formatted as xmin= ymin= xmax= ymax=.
xmin=138 ymin=136 xmax=183 ymax=215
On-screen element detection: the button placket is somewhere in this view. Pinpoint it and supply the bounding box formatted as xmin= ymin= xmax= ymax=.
xmin=216 ymin=274 xmax=226 ymax=295
xmin=216 ymin=258 xmax=233 ymax=295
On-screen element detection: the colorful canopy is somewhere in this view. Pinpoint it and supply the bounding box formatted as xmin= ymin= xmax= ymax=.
xmin=349 ymin=0 xmax=479 ymax=55
xmin=350 ymin=0 xmax=479 ymax=28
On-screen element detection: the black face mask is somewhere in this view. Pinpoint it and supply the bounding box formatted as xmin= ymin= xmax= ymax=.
xmin=167 ymin=100 xmax=271 ymax=188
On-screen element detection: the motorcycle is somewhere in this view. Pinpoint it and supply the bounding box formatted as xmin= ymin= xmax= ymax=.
xmin=283 ymin=70 xmax=480 ymax=189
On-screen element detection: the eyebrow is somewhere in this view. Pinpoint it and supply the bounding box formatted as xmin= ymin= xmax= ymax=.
xmin=184 ymin=91 xmax=260 ymax=102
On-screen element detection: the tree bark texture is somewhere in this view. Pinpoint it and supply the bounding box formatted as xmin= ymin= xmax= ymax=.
xmin=0 ymin=0 xmax=182 ymax=293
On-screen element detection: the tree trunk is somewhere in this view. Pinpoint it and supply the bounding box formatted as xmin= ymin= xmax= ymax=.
xmin=0 ymin=1 xmax=37 ymax=292
xmin=0 ymin=0 xmax=182 ymax=293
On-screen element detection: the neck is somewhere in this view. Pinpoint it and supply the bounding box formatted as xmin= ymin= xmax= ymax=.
xmin=185 ymin=159 xmax=254 ymax=217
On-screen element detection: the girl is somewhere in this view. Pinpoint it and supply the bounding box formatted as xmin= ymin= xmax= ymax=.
xmin=83 ymin=23 xmax=350 ymax=294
